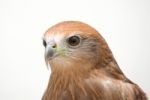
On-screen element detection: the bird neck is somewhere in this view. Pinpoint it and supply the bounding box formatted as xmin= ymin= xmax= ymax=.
xmin=50 ymin=66 xmax=90 ymax=85
xmin=42 ymin=67 xmax=90 ymax=100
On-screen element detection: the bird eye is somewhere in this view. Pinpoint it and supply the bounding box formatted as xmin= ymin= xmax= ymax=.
xmin=43 ymin=39 xmax=47 ymax=47
xmin=67 ymin=36 xmax=80 ymax=46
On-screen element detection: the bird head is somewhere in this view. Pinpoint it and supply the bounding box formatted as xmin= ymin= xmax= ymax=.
xmin=43 ymin=21 xmax=113 ymax=71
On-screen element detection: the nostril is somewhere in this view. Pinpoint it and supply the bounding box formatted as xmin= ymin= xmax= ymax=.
xmin=52 ymin=44 xmax=57 ymax=48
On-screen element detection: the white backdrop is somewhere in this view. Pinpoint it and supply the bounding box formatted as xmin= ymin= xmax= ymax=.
xmin=0 ymin=0 xmax=150 ymax=99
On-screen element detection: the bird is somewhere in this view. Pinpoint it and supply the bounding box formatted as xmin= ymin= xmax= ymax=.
xmin=42 ymin=21 xmax=147 ymax=100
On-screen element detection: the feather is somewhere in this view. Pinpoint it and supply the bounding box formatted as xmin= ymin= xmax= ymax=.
xmin=42 ymin=21 xmax=147 ymax=100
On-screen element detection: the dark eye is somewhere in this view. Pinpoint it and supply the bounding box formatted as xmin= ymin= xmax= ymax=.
xmin=67 ymin=36 xmax=80 ymax=46
xmin=43 ymin=39 xmax=47 ymax=47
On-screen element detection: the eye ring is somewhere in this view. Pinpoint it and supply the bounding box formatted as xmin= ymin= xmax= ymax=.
xmin=43 ymin=39 xmax=47 ymax=47
xmin=67 ymin=35 xmax=80 ymax=46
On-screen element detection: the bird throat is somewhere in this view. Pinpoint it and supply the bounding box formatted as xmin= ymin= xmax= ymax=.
xmin=42 ymin=65 xmax=91 ymax=100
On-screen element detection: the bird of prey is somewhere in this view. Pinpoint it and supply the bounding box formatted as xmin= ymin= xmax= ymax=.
xmin=42 ymin=21 xmax=147 ymax=100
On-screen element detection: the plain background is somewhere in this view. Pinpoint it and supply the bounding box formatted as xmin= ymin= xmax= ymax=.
xmin=0 ymin=0 xmax=150 ymax=99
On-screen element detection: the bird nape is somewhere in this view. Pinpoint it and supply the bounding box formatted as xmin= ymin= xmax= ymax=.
xmin=42 ymin=21 xmax=147 ymax=100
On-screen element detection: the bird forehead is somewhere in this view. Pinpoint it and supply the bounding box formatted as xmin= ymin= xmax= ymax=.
xmin=45 ymin=33 xmax=64 ymax=43
xmin=44 ymin=21 xmax=100 ymax=38
xmin=44 ymin=31 xmax=85 ymax=45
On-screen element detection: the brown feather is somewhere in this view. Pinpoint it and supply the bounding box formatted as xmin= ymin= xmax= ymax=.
xmin=42 ymin=21 xmax=147 ymax=100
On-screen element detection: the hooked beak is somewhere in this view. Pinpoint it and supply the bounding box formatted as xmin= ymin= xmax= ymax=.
xmin=45 ymin=43 xmax=58 ymax=66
